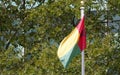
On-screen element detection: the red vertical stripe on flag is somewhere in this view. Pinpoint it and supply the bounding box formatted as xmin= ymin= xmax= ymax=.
xmin=76 ymin=16 xmax=85 ymax=33
xmin=78 ymin=26 xmax=86 ymax=51
xmin=76 ymin=16 xmax=86 ymax=51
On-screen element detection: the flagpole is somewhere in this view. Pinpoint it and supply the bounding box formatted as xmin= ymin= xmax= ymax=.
xmin=81 ymin=1 xmax=85 ymax=75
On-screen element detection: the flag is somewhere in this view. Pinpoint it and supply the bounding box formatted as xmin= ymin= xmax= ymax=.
xmin=57 ymin=16 xmax=86 ymax=68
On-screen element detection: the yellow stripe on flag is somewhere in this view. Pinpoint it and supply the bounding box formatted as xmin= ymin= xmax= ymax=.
xmin=57 ymin=28 xmax=80 ymax=58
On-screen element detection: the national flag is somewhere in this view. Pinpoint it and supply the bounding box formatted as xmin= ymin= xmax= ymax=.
xmin=57 ymin=16 xmax=86 ymax=68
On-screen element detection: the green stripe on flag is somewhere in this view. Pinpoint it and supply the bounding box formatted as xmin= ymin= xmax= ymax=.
xmin=60 ymin=44 xmax=81 ymax=68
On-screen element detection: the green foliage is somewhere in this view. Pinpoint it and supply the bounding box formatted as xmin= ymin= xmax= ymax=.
xmin=0 ymin=0 xmax=120 ymax=75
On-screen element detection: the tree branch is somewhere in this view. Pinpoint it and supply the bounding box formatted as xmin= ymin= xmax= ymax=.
xmin=5 ymin=31 xmax=18 ymax=50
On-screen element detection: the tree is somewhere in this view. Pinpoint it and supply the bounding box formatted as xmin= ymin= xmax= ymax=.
xmin=0 ymin=0 xmax=120 ymax=74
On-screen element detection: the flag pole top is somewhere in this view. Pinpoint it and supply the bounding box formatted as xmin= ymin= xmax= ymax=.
xmin=81 ymin=1 xmax=84 ymax=6
xmin=80 ymin=1 xmax=84 ymax=10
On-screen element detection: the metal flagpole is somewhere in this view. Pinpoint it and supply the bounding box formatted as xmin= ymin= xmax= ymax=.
xmin=81 ymin=1 xmax=85 ymax=75
xmin=81 ymin=51 xmax=85 ymax=75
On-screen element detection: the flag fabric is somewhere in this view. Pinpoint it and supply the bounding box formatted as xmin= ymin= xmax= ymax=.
xmin=57 ymin=16 xmax=86 ymax=68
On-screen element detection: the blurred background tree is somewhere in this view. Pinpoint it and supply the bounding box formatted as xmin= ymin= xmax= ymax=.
xmin=0 ymin=0 xmax=120 ymax=75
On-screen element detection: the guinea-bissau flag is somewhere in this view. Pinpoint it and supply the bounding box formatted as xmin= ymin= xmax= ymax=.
xmin=57 ymin=16 xmax=86 ymax=68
